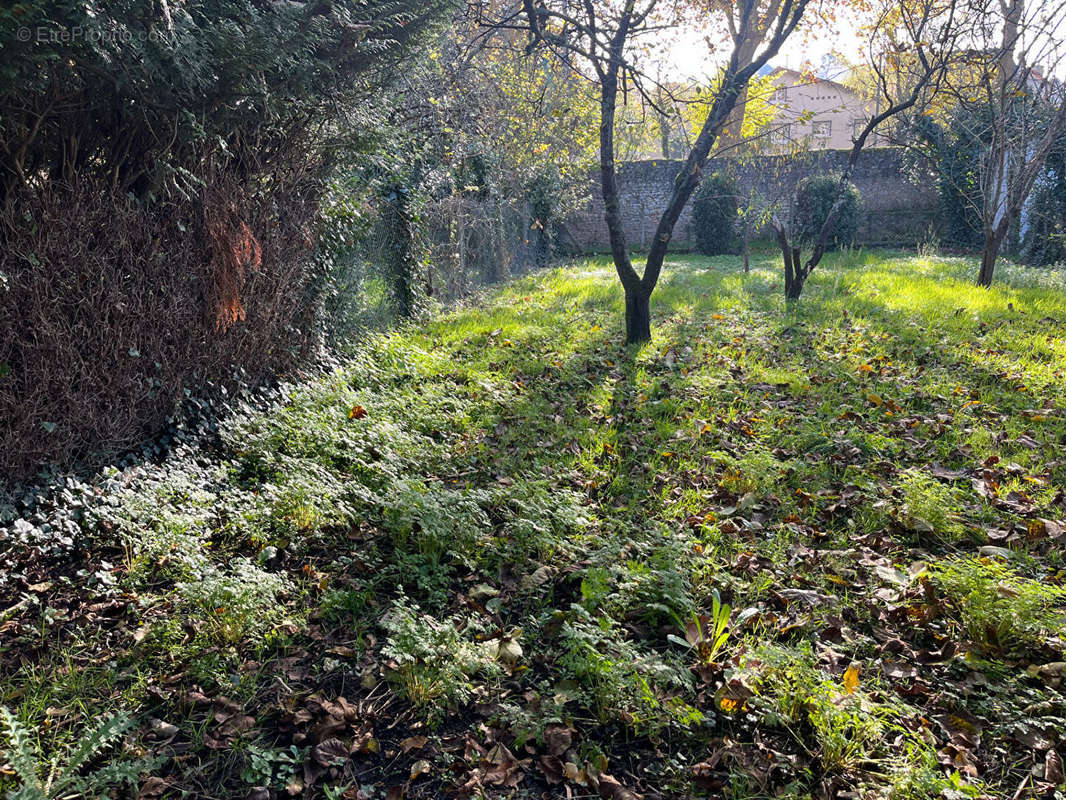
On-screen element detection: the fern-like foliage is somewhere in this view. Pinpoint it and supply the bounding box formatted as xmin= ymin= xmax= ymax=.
xmin=0 ymin=707 xmax=39 ymax=793
xmin=0 ymin=708 xmax=158 ymax=800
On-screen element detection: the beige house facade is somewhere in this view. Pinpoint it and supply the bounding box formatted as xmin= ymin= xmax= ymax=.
xmin=764 ymin=67 xmax=879 ymax=152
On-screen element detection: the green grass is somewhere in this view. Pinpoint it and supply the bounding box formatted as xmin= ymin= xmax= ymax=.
xmin=3 ymin=248 xmax=1066 ymax=799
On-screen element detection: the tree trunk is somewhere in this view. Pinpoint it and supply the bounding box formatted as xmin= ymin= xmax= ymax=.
xmin=457 ymin=201 xmax=467 ymax=295
xmin=625 ymin=287 xmax=651 ymax=345
xmin=785 ymin=269 xmax=803 ymax=300
xmin=789 ymin=247 xmax=803 ymax=298
xmin=776 ymin=226 xmax=804 ymax=300
xmin=385 ymin=184 xmax=416 ymax=317
xmin=742 ymin=222 xmax=751 ymax=273
xmin=597 ymin=57 xmax=643 ymax=318
xmin=493 ymin=201 xmax=510 ymax=283
xmin=535 ymin=223 xmax=550 ymax=267
xmin=659 ymin=111 xmax=671 ymax=158
xmin=977 ymin=226 xmax=1006 ymax=287
xmin=717 ymin=83 xmax=751 ymax=153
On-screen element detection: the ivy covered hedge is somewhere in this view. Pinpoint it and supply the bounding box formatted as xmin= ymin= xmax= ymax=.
xmin=0 ymin=1 xmax=449 ymax=479
xmin=794 ymin=174 xmax=861 ymax=249
xmin=691 ymin=172 xmax=739 ymax=255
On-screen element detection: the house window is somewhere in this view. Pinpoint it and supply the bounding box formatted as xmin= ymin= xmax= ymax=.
xmin=852 ymin=118 xmax=867 ymax=140
xmin=771 ymin=123 xmax=791 ymax=145
xmin=812 ymin=120 xmax=831 ymax=142
xmin=772 ymin=87 xmax=787 ymax=106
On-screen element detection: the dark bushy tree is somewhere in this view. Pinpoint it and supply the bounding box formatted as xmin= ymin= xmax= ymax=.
xmin=794 ymin=174 xmax=861 ymax=249
xmin=0 ymin=1 xmax=451 ymax=202
xmin=911 ymin=113 xmax=986 ymax=250
xmin=1021 ymin=143 xmax=1066 ymax=266
xmin=0 ymin=0 xmax=451 ymax=478
xmin=691 ymin=172 xmax=739 ymax=255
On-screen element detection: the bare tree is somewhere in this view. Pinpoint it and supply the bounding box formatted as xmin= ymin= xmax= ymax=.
xmin=489 ymin=0 xmax=810 ymax=343
xmin=769 ymin=0 xmax=963 ymax=300
xmin=931 ymin=0 xmax=1066 ymax=286
xmin=715 ymin=0 xmax=786 ymax=151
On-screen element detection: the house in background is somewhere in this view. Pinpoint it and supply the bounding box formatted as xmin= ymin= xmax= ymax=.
xmin=609 ymin=64 xmax=893 ymax=160
xmin=764 ymin=67 xmax=880 ymax=152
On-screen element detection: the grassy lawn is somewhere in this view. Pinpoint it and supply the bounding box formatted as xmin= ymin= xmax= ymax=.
xmin=3 ymin=249 xmax=1066 ymax=799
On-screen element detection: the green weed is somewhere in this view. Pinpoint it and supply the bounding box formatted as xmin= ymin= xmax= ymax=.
xmin=239 ymin=743 xmax=306 ymax=790
xmin=932 ymin=557 xmax=1066 ymax=655
xmin=380 ymin=595 xmax=500 ymax=726
xmin=176 ymin=558 xmax=294 ymax=645
xmin=715 ymin=448 xmax=786 ymax=496
xmin=557 ymin=611 xmax=702 ymax=736
xmin=885 ymin=747 xmax=982 ymax=800
xmin=896 ymin=469 xmax=969 ymax=543
xmin=0 ymin=707 xmax=158 ymax=799
xmin=735 ymin=644 xmax=894 ymax=773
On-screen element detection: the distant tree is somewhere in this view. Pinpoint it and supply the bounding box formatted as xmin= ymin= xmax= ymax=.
xmin=1020 ymin=135 xmax=1066 ymax=265
xmin=914 ymin=0 xmax=1066 ymax=286
xmin=691 ymin=172 xmax=739 ymax=255
xmin=793 ymin=174 xmax=861 ymax=249
xmin=767 ymin=0 xmax=963 ymax=300
xmin=327 ymin=8 xmax=599 ymax=319
xmin=682 ymin=74 xmax=781 ymax=156
xmin=714 ymin=0 xmax=789 ymax=152
xmin=490 ymin=0 xmax=811 ymax=343
xmin=595 ymin=71 xmax=781 ymax=163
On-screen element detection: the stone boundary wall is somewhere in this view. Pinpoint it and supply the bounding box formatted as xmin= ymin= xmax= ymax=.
xmin=560 ymin=148 xmax=939 ymax=252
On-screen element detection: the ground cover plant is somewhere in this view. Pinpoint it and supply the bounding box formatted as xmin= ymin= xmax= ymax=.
xmin=2 ymin=250 xmax=1066 ymax=798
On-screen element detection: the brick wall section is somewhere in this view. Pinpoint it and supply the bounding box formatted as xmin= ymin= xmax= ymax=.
xmin=561 ymin=148 xmax=939 ymax=252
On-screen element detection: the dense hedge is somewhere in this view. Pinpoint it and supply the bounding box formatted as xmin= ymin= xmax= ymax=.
xmin=0 ymin=174 xmax=322 ymax=479
xmin=794 ymin=174 xmax=861 ymax=249
xmin=1021 ymin=145 xmax=1066 ymax=266
xmin=0 ymin=1 xmax=449 ymax=479
xmin=910 ymin=114 xmax=987 ymax=249
xmin=691 ymin=172 xmax=739 ymax=255
xmin=0 ymin=3 xmax=446 ymax=202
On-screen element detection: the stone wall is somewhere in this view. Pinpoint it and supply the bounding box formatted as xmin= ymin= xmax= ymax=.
xmin=560 ymin=148 xmax=939 ymax=252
